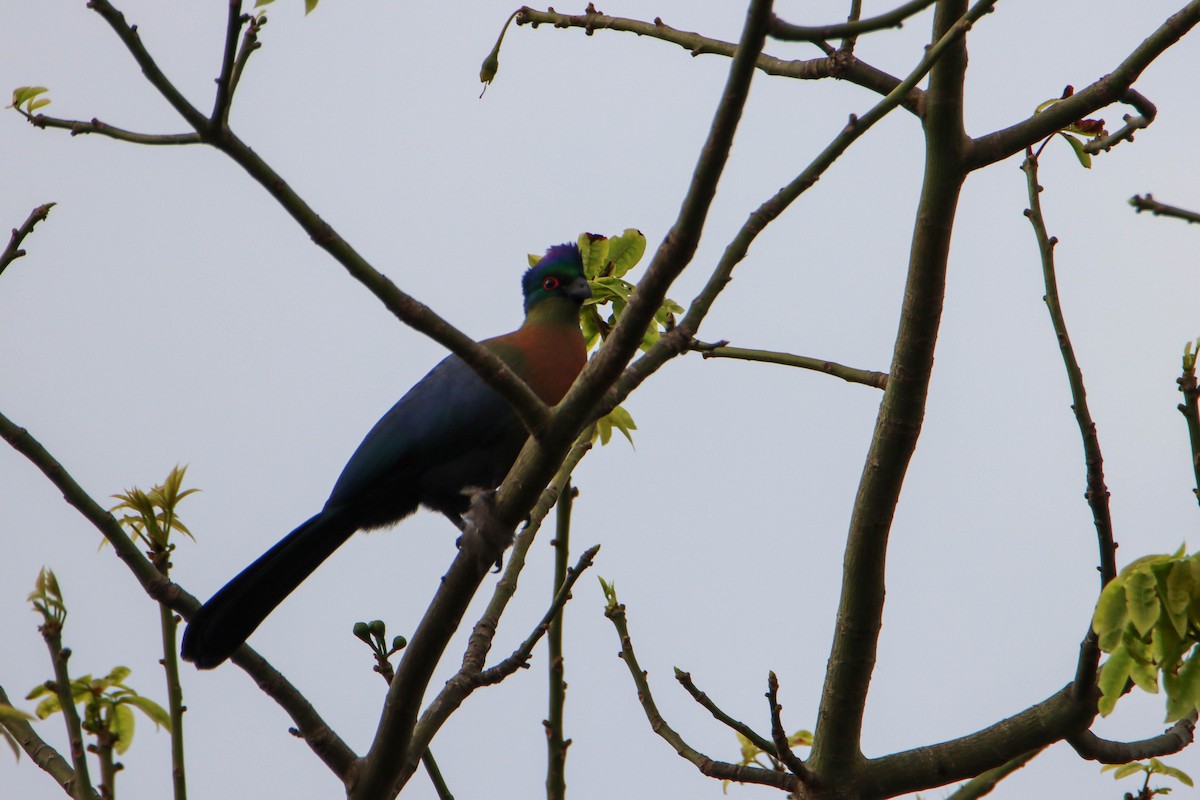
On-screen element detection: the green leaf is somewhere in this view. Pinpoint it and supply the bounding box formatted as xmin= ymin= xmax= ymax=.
xmin=0 ymin=704 xmax=35 ymax=723
xmin=1164 ymin=650 xmax=1200 ymax=722
xmin=27 ymin=97 xmax=50 ymax=112
xmin=1126 ymin=570 xmax=1161 ymax=636
xmin=1110 ymin=762 xmax=1146 ymax=780
xmin=1128 ymin=656 xmax=1159 ymax=694
xmin=1165 ymin=562 xmax=1193 ymax=634
xmin=304 ymin=0 xmax=319 ymax=14
xmin=121 ymin=695 xmax=171 ymax=731
xmin=1059 ymin=133 xmax=1092 ymax=169
xmin=254 ymin=0 xmax=276 ymax=6
xmin=112 ymin=702 xmax=136 ymax=755
xmin=33 ymin=694 xmax=62 ymax=719
xmin=1097 ymin=648 xmax=1132 ymax=715
xmin=1159 ymin=764 xmax=1194 ymax=787
xmin=105 ymin=666 xmax=132 ymax=686
xmin=604 ymin=229 xmax=646 ymax=279
xmin=603 ymin=406 xmax=637 ymax=447
xmin=577 ymin=233 xmax=610 ymax=280
xmin=1093 ymin=578 xmax=1129 ymax=651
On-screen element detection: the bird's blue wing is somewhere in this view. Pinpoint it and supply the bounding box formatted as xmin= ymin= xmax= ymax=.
xmin=324 ymin=353 xmax=524 ymax=514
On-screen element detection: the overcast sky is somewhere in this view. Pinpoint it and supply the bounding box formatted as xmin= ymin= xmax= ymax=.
xmin=3 ymin=2 xmax=1200 ymax=799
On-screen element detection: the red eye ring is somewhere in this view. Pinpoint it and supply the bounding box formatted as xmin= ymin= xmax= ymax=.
xmin=542 ymin=276 xmax=560 ymax=291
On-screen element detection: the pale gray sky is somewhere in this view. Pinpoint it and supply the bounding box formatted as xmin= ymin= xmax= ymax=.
xmin=3 ymin=2 xmax=1199 ymax=799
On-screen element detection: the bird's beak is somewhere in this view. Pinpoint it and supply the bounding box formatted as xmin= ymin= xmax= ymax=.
xmin=565 ymin=276 xmax=592 ymax=303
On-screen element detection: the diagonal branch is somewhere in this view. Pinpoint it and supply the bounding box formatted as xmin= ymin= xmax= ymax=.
xmin=967 ymin=1 xmax=1200 ymax=170
xmin=675 ymin=669 xmax=777 ymax=758
xmin=0 ymin=203 xmax=56 ymax=278
xmin=605 ymin=593 xmax=798 ymax=792
xmin=0 ymin=410 xmax=359 ymax=782
xmin=601 ymin=0 xmax=992 ymax=417
xmin=0 ymin=685 xmax=83 ymax=798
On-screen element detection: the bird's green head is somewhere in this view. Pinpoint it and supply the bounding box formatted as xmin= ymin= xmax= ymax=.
xmin=522 ymin=243 xmax=591 ymax=320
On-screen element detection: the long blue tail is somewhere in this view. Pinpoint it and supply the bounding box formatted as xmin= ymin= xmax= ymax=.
xmin=181 ymin=509 xmax=358 ymax=669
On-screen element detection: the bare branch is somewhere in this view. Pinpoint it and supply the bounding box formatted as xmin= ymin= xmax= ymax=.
xmin=1084 ymin=89 xmax=1156 ymax=153
xmin=605 ymin=594 xmax=798 ymax=793
xmin=766 ymin=672 xmax=809 ymax=779
xmin=211 ymin=0 xmax=246 ymax=126
xmin=1068 ymin=713 xmax=1197 ymax=763
xmin=810 ymin=0 xmax=997 ymax=777
xmin=770 ymin=0 xmax=937 ymax=42
xmin=24 ymin=113 xmax=202 ymax=145
xmin=676 ymin=669 xmax=777 ymax=757
xmin=1021 ymin=151 xmax=1116 ymax=699
xmin=1131 ymin=193 xmax=1200 ymax=225
xmin=0 ymin=203 xmax=55 ymax=278
xmin=692 ymin=340 xmax=888 ymax=388
xmin=514 ymin=5 xmax=923 ymax=115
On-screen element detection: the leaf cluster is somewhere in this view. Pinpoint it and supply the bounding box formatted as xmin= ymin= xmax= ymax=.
xmin=26 ymin=666 xmax=170 ymax=755
xmin=1034 ymin=86 xmax=1107 ymax=168
xmin=1092 ymin=545 xmax=1200 ymax=720
xmin=108 ymin=464 xmax=198 ymax=552
xmin=8 ymin=86 xmax=50 ymax=115
xmin=1102 ymin=757 xmax=1194 ymax=797
xmin=27 ymin=567 xmax=66 ymax=628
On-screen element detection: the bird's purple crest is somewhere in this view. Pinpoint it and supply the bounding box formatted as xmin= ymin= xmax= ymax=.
xmin=522 ymin=243 xmax=585 ymax=313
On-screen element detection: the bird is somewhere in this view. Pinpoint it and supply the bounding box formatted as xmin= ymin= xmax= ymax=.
xmin=180 ymin=243 xmax=591 ymax=669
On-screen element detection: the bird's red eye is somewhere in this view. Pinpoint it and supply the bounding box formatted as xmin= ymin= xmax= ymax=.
xmin=542 ymin=276 xmax=560 ymax=291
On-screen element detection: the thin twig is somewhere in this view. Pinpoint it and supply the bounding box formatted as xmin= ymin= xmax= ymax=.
xmin=24 ymin=112 xmax=202 ymax=144
xmin=1131 ymin=193 xmax=1200 ymax=225
xmin=545 ymin=480 xmax=574 ymax=800
xmin=692 ymin=340 xmax=888 ymax=388
xmin=770 ymin=0 xmax=936 ymax=43
xmin=604 ymin=593 xmax=797 ymax=792
xmin=41 ymin=631 xmax=95 ymax=800
xmin=675 ymin=669 xmax=777 ymax=758
xmin=1021 ymin=151 xmax=1116 ymax=701
xmin=211 ymin=0 xmax=245 ymax=126
xmin=766 ymin=672 xmax=809 ymax=778
xmin=515 ymin=6 xmax=922 ymax=115
xmin=0 ymin=203 xmax=56 ymax=278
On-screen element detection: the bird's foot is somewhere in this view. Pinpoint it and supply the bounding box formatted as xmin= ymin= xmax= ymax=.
xmin=461 ymin=489 xmax=514 ymax=572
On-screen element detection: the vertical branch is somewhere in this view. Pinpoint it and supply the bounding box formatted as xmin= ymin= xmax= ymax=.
xmin=154 ymin=568 xmax=188 ymax=799
xmin=810 ymin=0 xmax=970 ymax=780
xmin=545 ymin=481 xmax=575 ymax=800
xmin=41 ymin=631 xmax=96 ymax=800
xmin=1177 ymin=344 xmax=1200 ymax=504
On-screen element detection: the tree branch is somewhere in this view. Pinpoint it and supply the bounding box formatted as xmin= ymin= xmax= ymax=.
xmin=1021 ymin=151 xmax=1116 ymax=699
xmin=1131 ymin=193 xmax=1200 ymax=225
xmin=692 ymin=340 xmax=888 ymax=388
xmin=967 ymin=1 xmax=1200 ymax=170
xmin=0 ymin=203 xmax=56 ymax=278
xmin=0 ymin=685 xmax=83 ymax=798
xmin=944 ymin=748 xmax=1044 ymax=800
xmin=210 ymin=0 xmax=245 ymax=127
xmin=22 ymin=113 xmax=202 ymax=144
xmin=514 ymin=5 xmax=924 ymax=115
xmin=766 ymin=672 xmax=809 ymax=778
xmin=1068 ymin=713 xmax=1197 ymax=763
xmin=809 ymin=0 xmax=984 ymax=779
xmin=604 ymin=593 xmax=798 ymax=793
xmin=0 ymin=410 xmax=359 ymax=782
xmin=861 ymin=685 xmax=1093 ymax=798
xmin=393 ymin=433 xmax=594 ymax=789
xmin=769 ymin=0 xmax=937 ymax=42
xmin=675 ymin=669 xmax=778 ymax=758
